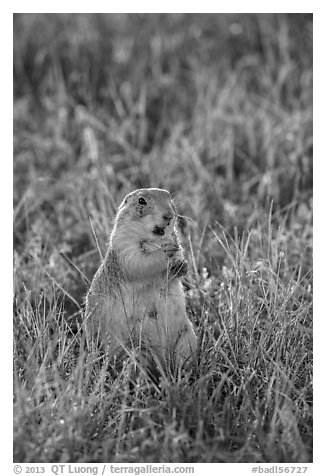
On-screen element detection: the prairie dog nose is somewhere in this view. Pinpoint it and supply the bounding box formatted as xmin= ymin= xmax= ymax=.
xmin=162 ymin=210 xmax=174 ymax=224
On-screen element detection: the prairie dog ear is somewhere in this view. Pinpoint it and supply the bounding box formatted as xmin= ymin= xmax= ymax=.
xmin=120 ymin=194 xmax=130 ymax=208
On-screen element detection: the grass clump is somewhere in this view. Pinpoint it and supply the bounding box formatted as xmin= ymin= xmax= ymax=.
xmin=13 ymin=14 xmax=312 ymax=463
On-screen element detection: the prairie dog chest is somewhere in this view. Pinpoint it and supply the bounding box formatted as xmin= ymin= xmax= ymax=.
xmin=121 ymin=278 xmax=185 ymax=323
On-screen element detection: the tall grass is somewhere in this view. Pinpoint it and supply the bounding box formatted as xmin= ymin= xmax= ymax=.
xmin=13 ymin=13 xmax=312 ymax=462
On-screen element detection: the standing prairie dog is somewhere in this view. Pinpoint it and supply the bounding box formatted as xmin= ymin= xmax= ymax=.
xmin=85 ymin=188 xmax=197 ymax=373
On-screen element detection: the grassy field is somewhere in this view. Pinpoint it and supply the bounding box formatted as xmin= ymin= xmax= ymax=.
xmin=13 ymin=13 xmax=313 ymax=463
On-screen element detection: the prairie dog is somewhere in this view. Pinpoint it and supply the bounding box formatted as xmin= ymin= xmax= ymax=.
xmin=85 ymin=188 xmax=197 ymax=372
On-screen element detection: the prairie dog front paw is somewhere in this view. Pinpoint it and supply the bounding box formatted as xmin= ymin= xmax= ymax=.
xmin=140 ymin=239 xmax=181 ymax=259
xmin=168 ymin=259 xmax=189 ymax=278
xmin=140 ymin=240 xmax=162 ymax=254
xmin=161 ymin=241 xmax=180 ymax=258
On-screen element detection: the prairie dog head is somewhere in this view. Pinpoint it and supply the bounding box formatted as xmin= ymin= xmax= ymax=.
xmin=112 ymin=188 xmax=177 ymax=243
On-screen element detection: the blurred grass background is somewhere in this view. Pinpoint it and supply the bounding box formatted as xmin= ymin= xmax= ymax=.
xmin=13 ymin=13 xmax=313 ymax=463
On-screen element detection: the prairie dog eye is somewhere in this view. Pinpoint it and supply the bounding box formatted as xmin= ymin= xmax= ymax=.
xmin=138 ymin=197 xmax=147 ymax=205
